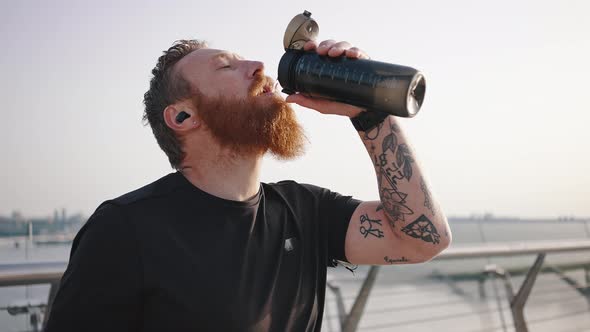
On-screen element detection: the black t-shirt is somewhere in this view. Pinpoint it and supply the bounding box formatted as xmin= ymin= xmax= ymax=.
xmin=45 ymin=172 xmax=361 ymax=332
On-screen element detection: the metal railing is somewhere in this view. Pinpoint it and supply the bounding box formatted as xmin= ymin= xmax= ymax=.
xmin=0 ymin=261 xmax=66 ymax=331
xmin=1 ymin=240 xmax=589 ymax=332
xmin=329 ymin=239 xmax=590 ymax=332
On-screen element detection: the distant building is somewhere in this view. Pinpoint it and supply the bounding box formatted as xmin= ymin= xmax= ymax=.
xmin=0 ymin=210 xmax=86 ymax=237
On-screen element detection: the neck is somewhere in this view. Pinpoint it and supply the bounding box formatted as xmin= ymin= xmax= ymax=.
xmin=180 ymin=144 xmax=263 ymax=202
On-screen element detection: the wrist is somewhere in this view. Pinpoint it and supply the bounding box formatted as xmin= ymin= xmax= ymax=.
xmin=350 ymin=110 xmax=390 ymax=132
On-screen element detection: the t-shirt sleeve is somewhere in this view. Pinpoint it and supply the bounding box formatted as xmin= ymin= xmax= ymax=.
xmin=301 ymin=183 xmax=362 ymax=266
xmin=44 ymin=203 xmax=142 ymax=332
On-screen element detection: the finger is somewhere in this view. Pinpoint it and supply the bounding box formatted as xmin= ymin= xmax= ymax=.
xmin=345 ymin=47 xmax=361 ymax=58
xmin=285 ymin=93 xmax=365 ymax=117
xmin=285 ymin=94 xmax=335 ymax=112
xmin=285 ymin=93 xmax=306 ymax=103
xmin=327 ymin=41 xmax=353 ymax=57
xmin=316 ymin=39 xmax=337 ymax=55
xmin=345 ymin=47 xmax=365 ymax=59
xmin=303 ymin=40 xmax=318 ymax=51
xmin=285 ymin=93 xmax=319 ymax=109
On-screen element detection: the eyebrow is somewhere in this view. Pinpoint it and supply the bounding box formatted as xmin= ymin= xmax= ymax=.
xmin=210 ymin=53 xmax=230 ymax=64
xmin=210 ymin=52 xmax=244 ymax=64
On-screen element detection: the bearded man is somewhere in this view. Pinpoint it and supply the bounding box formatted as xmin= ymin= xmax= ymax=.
xmin=45 ymin=39 xmax=451 ymax=332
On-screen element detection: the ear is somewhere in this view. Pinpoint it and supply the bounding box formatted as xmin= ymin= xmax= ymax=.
xmin=163 ymin=104 xmax=201 ymax=132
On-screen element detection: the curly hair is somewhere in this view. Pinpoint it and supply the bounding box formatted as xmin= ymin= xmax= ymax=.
xmin=143 ymin=40 xmax=207 ymax=169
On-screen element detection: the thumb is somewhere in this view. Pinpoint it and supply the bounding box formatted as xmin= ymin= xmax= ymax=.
xmin=285 ymin=93 xmax=325 ymax=111
xmin=285 ymin=93 xmax=305 ymax=104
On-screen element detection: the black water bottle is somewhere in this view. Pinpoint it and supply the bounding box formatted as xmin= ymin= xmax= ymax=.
xmin=279 ymin=11 xmax=426 ymax=118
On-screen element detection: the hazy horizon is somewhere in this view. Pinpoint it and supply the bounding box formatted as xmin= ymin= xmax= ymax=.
xmin=1 ymin=0 xmax=589 ymax=219
xmin=3 ymin=209 xmax=589 ymax=221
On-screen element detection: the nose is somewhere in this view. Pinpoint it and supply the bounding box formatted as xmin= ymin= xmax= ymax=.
xmin=245 ymin=60 xmax=265 ymax=78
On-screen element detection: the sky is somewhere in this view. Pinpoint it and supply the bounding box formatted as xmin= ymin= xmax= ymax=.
xmin=0 ymin=0 xmax=589 ymax=219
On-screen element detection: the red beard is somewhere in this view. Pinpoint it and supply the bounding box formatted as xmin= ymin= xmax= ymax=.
xmin=193 ymin=75 xmax=306 ymax=160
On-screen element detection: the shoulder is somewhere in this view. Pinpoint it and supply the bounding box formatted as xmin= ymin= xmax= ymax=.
xmin=74 ymin=173 xmax=183 ymax=248
xmin=263 ymin=180 xmax=358 ymax=212
xmin=262 ymin=180 xmax=328 ymax=212
xmin=76 ymin=203 xmax=125 ymax=238
xmin=264 ymin=180 xmax=330 ymax=198
xmin=68 ymin=202 xmax=131 ymax=260
xmin=105 ymin=172 xmax=184 ymax=207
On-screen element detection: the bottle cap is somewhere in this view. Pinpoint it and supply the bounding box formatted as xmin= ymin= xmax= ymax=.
xmin=283 ymin=10 xmax=319 ymax=50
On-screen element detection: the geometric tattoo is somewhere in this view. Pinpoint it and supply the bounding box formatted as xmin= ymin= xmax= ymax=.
xmin=365 ymin=118 xmax=416 ymax=228
xmin=359 ymin=214 xmax=385 ymax=239
xmin=420 ymin=177 xmax=436 ymax=216
xmin=401 ymin=214 xmax=440 ymax=244
xmin=377 ymin=186 xmax=414 ymax=226
xmin=363 ymin=118 xmax=445 ymax=243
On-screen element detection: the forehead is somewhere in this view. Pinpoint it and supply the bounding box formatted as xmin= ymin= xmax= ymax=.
xmin=175 ymin=48 xmax=240 ymax=74
xmin=173 ymin=48 xmax=240 ymax=90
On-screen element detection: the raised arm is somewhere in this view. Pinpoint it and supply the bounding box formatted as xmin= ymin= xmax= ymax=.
xmin=344 ymin=116 xmax=451 ymax=265
xmin=285 ymin=39 xmax=451 ymax=265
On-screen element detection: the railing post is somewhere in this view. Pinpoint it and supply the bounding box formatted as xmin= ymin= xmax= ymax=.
xmin=42 ymin=280 xmax=61 ymax=330
xmin=484 ymin=266 xmax=510 ymax=332
xmin=483 ymin=254 xmax=546 ymax=332
xmin=30 ymin=307 xmax=42 ymax=332
xmin=342 ymin=265 xmax=380 ymax=332
xmin=326 ymin=281 xmax=347 ymax=329
xmin=478 ymin=276 xmax=487 ymax=298
xmin=511 ymin=253 xmax=545 ymax=332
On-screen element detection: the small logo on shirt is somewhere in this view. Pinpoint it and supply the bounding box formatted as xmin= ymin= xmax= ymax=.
xmin=284 ymin=238 xmax=296 ymax=252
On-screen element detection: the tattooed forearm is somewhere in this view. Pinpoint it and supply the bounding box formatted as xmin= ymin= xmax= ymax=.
xmin=361 ymin=117 xmax=448 ymax=251
xmin=396 ymin=144 xmax=414 ymax=181
xmin=420 ymin=177 xmax=435 ymax=216
xmin=401 ymin=214 xmax=440 ymax=244
xmin=384 ymin=256 xmax=409 ymax=264
xmin=369 ymin=118 xmax=415 ymax=227
xmin=359 ymin=214 xmax=384 ymax=239
xmin=364 ymin=122 xmax=384 ymax=141
xmin=377 ymin=187 xmax=413 ymax=228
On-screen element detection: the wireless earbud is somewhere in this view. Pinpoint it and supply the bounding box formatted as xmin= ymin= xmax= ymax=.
xmin=175 ymin=111 xmax=191 ymax=123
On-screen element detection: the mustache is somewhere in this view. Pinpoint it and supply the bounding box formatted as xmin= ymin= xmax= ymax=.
xmin=248 ymin=75 xmax=277 ymax=96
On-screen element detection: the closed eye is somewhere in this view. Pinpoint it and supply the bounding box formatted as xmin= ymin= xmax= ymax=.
xmin=219 ymin=65 xmax=231 ymax=70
